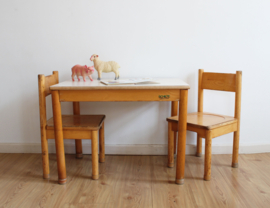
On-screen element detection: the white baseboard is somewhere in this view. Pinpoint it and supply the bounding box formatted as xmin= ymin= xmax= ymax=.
xmin=0 ymin=143 xmax=269 ymax=155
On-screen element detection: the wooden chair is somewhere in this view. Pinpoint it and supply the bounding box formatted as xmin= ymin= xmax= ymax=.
xmin=38 ymin=71 xmax=105 ymax=180
xmin=167 ymin=69 xmax=242 ymax=180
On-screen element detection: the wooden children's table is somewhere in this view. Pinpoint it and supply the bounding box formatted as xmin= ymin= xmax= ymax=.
xmin=50 ymin=78 xmax=189 ymax=185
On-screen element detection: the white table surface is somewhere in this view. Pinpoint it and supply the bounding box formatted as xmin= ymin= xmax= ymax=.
xmin=50 ymin=78 xmax=190 ymax=90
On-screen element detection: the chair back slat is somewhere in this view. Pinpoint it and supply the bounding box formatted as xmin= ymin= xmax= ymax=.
xmin=44 ymin=73 xmax=59 ymax=96
xmin=201 ymin=72 xmax=236 ymax=92
xmin=198 ymin=69 xmax=242 ymax=120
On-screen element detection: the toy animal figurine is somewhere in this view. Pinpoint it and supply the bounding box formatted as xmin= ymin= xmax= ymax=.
xmin=71 ymin=65 xmax=94 ymax=82
xmin=90 ymin=54 xmax=120 ymax=80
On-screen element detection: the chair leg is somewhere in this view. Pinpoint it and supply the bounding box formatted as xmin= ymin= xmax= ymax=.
xmin=99 ymin=122 xmax=105 ymax=163
xmin=204 ymin=131 xmax=212 ymax=181
xmin=174 ymin=132 xmax=177 ymax=154
xmin=196 ymin=134 xmax=202 ymax=157
xmin=75 ymin=140 xmax=83 ymax=159
xmin=91 ymin=130 xmax=99 ymax=180
xmin=41 ymin=128 xmax=50 ymax=179
xmin=168 ymin=122 xmax=174 ymax=168
xmin=232 ymin=130 xmax=240 ymax=168
xmin=73 ymin=102 xmax=83 ymax=159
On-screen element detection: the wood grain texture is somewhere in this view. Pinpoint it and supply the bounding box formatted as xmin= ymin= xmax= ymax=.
xmin=38 ymin=71 xmax=58 ymax=179
xmin=91 ymin=131 xmax=99 ymax=180
xmin=99 ymin=122 xmax=105 ymax=163
xmin=168 ymin=122 xmax=174 ymax=168
xmin=175 ymin=89 xmax=188 ymax=184
xmin=171 ymin=101 xmax=178 ymax=155
xmin=198 ymin=69 xmax=204 ymax=112
xmin=59 ymin=89 xmax=181 ymax=102
xmin=167 ymin=69 xmax=242 ymax=182
xmin=197 ymin=69 xmax=204 ymax=157
xmin=202 ymin=72 xmax=236 ymax=92
xmin=46 ymin=115 xmax=105 ymax=130
xmin=49 ymin=77 xmax=189 ymax=185
xmin=38 ymin=74 xmax=50 ymax=179
xmin=167 ymin=112 xmax=237 ymax=130
xmin=1 ymin=154 xmax=270 ymax=208
xmin=73 ymin=102 xmax=83 ymax=159
xmin=52 ymin=90 xmax=67 ymax=184
xmin=196 ymin=134 xmax=202 ymax=157
xmin=232 ymin=71 xmax=242 ymax=167
xmin=204 ymin=130 xmax=212 ymax=181
xmin=46 ymin=129 xmax=92 ymax=140
xmin=44 ymin=71 xmax=59 ymax=96
xmin=39 ymin=71 xmax=107 ymax=184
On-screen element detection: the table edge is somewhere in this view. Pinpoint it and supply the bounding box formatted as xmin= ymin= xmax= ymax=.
xmin=50 ymin=85 xmax=190 ymax=90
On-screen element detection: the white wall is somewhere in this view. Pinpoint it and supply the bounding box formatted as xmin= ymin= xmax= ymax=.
xmin=0 ymin=0 xmax=270 ymax=154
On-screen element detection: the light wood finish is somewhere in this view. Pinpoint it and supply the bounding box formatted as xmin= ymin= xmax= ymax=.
xmin=46 ymin=115 xmax=105 ymax=130
xmin=44 ymin=72 xmax=59 ymax=96
xmin=73 ymin=102 xmax=83 ymax=159
xmin=46 ymin=129 xmax=93 ymax=140
xmin=175 ymin=89 xmax=188 ymax=184
xmin=204 ymin=130 xmax=212 ymax=180
xmin=38 ymin=71 xmax=106 ymax=184
xmin=59 ymin=89 xmax=181 ymax=102
xmin=197 ymin=69 xmax=204 ymax=157
xmin=1 ymin=153 xmax=270 ymax=207
xmin=171 ymin=101 xmax=178 ymax=154
xmin=51 ymin=90 xmax=67 ymax=184
xmin=91 ymin=131 xmax=99 ymax=180
xmin=167 ymin=122 xmax=174 ymax=168
xmin=232 ymin=71 xmax=242 ymax=168
xmin=167 ymin=69 xmax=242 ymax=181
xmin=196 ymin=135 xmax=203 ymax=157
xmin=99 ymin=122 xmax=105 ymax=163
xmin=38 ymin=73 xmax=52 ymax=179
xmin=201 ymin=72 xmax=236 ymax=92
xmin=50 ymin=78 xmax=190 ymax=185
xmin=168 ymin=112 xmax=237 ymax=130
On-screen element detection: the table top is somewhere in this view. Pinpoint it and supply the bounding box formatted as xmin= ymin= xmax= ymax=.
xmin=50 ymin=78 xmax=190 ymax=90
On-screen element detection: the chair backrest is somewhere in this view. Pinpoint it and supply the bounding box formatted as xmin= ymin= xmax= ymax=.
xmin=38 ymin=71 xmax=59 ymax=129
xmin=198 ymin=69 xmax=242 ymax=120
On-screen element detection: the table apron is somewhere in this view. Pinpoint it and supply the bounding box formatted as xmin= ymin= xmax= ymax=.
xmin=58 ymin=89 xmax=181 ymax=102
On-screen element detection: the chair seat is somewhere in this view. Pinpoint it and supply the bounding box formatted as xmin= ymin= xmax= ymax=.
xmin=167 ymin=112 xmax=237 ymax=130
xmin=46 ymin=115 xmax=105 ymax=130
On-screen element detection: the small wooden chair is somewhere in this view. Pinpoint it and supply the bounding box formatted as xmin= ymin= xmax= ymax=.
xmin=38 ymin=71 xmax=105 ymax=180
xmin=167 ymin=69 xmax=242 ymax=180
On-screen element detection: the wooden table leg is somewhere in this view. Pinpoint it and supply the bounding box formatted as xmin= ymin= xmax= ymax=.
xmin=171 ymin=101 xmax=178 ymax=154
xmin=91 ymin=130 xmax=99 ymax=180
xmin=73 ymin=102 xmax=83 ymax=159
xmin=52 ymin=91 xmax=67 ymax=185
xmin=175 ymin=89 xmax=188 ymax=185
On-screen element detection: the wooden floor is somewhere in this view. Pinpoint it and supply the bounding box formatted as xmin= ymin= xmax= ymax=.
xmin=0 ymin=153 xmax=270 ymax=208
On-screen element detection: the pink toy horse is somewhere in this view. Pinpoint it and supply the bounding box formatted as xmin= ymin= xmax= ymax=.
xmin=71 ymin=65 xmax=94 ymax=81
